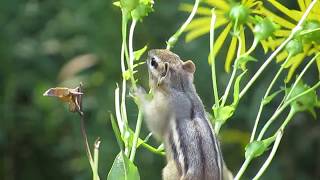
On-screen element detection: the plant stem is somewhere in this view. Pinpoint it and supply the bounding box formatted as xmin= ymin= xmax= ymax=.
xmin=245 ymin=38 xmax=259 ymax=56
xmin=221 ymin=34 xmax=241 ymax=107
xmin=285 ymin=53 xmax=320 ymax=101
xmin=257 ymin=53 xmax=319 ymax=140
xmin=115 ymin=87 xmax=129 ymax=155
xmin=250 ymin=55 xmax=292 ymax=142
xmin=166 ymin=0 xmax=200 ymax=50
xmin=300 ymin=27 xmax=320 ymax=35
xmin=239 ymin=0 xmax=318 ymax=98
xmin=121 ymin=11 xmax=130 ymax=62
xmin=128 ymin=20 xmax=138 ymax=90
xmin=93 ymin=138 xmax=101 ymax=180
xmin=253 ymin=130 xmax=284 ymax=180
xmin=120 ymin=12 xmax=132 ymax=156
xmin=274 ymin=53 xmax=319 ymax=113
xmin=209 ymin=9 xmax=219 ymax=108
xmin=115 ymin=86 xmax=124 ymax=134
xmin=234 ymin=157 xmax=252 ymax=180
xmin=279 ymin=108 xmax=296 ymax=131
xmin=141 ymin=142 xmax=165 ymax=156
xmin=79 ymin=114 xmax=99 ymax=180
xmin=257 ymin=81 xmax=320 ymax=141
xmin=129 ymin=110 xmax=143 ymax=161
xmin=120 ymin=41 xmax=128 ymax=126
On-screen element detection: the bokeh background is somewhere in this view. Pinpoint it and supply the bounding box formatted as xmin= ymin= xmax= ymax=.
xmin=1 ymin=0 xmax=319 ymax=180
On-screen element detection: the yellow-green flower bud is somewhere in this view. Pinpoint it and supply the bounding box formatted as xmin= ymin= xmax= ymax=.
xmin=254 ymin=18 xmax=279 ymax=40
xmin=120 ymin=0 xmax=139 ymax=13
xmin=285 ymin=39 xmax=303 ymax=57
xmin=229 ymin=4 xmax=250 ymax=24
xmin=287 ymin=80 xmax=319 ymax=117
xmin=302 ymin=20 xmax=320 ymax=44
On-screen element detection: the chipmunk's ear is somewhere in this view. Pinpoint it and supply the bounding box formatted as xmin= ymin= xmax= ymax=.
xmin=182 ymin=60 xmax=195 ymax=73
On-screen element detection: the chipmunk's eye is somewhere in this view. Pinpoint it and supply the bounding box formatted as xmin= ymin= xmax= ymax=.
xmin=150 ymin=57 xmax=158 ymax=69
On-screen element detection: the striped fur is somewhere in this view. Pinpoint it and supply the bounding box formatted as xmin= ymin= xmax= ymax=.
xmin=139 ymin=49 xmax=225 ymax=180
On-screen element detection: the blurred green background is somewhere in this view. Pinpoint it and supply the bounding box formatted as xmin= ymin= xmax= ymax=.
xmin=1 ymin=0 xmax=319 ymax=180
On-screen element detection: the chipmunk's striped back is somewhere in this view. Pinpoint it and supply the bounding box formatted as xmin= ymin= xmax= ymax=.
xmin=137 ymin=49 xmax=226 ymax=180
xmin=163 ymin=73 xmax=223 ymax=180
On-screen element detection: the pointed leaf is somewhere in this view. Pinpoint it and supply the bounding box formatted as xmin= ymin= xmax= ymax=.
xmin=213 ymin=105 xmax=235 ymax=124
xmin=134 ymin=45 xmax=148 ymax=61
xmin=107 ymin=152 xmax=140 ymax=180
xmin=245 ymin=141 xmax=266 ymax=159
xmin=113 ymin=1 xmax=121 ymax=7
xmin=236 ymin=55 xmax=257 ymax=71
xmin=233 ymin=70 xmax=247 ymax=106
xmin=286 ymin=80 xmax=319 ymax=116
xmin=110 ymin=113 xmax=124 ymax=150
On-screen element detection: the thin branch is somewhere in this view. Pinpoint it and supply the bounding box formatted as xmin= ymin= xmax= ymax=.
xmin=209 ymin=9 xmax=219 ymax=108
xmin=166 ymin=0 xmax=200 ymax=50
xmin=239 ymin=0 xmax=318 ymax=98
xmin=253 ymin=130 xmax=284 ymax=180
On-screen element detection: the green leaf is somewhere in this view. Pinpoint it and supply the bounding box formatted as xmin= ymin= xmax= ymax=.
xmin=236 ymin=55 xmax=257 ymax=71
xmin=134 ymin=45 xmax=148 ymax=61
xmin=245 ymin=135 xmax=275 ymax=160
xmin=110 ymin=113 xmax=124 ymax=150
xmin=262 ymin=89 xmax=283 ymax=105
xmin=107 ymin=152 xmax=140 ymax=180
xmin=122 ymin=70 xmax=131 ymax=80
xmin=286 ymin=80 xmax=319 ymax=116
xmin=131 ymin=0 xmax=154 ymax=21
xmin=120 ymin=0 xmax=139 ymax=13
xmin=133 ymin=61 xmax=145 ymax=68
xmin=213 ymin=106 xmax=235 ymax=124
xmin=233 ymin=70 xmax=247 ymax=106
xmin=113 ymin=1 xmax=121 ymax=7
xmin=302 ymin=20 xmax=320 ymax=44
xmin=245 ymin=141 xmax=265 ymax=159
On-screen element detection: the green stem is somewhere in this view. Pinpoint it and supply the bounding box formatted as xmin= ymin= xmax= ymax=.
xmin=129 ymin=111 xmax=143 ymax=161
xmin=239 ymin=0 xmax=318 ymax=98
xmin=274 ymin=53 xmax=319 ymax=115
xmin=234 ymin=157 xmax=252 ymax=180
xmin=120 ymin=43 xmax=129 ymax=125
xmin=300 ymin=27 xmax=320 ymax=35
xmin=285 ymin=53 xmax=320 ymax=101
xmin=166 ymin=0 xmax=200 ymax=50
xmin=279 ymin=108 xmax=296 ymax=131
xmin=221 ymin=34 xmax=241 ymax=107
xmin=245 ymin=38 xmax=259 ymax=56
xmin=120 ymin=12 xmax=131 ymax=156
xmin=252 ymin=130 xmax=284 ymax=180
xmin=257 ymin=81 xmax=320 ymax=141
xmin=250 ymin=54 xmax=292 ymax=142
xmin=141 ymin=142 xmax=165 ymax=156
xmin=120 ymin=42 xmax=128 ymax=125
xmin=115 ymin=86 xmax=124 ymax=134
xmin=209 ymin=9 xmax=219 ymax=108
xmin=121 ymin=11 xmax=129 ymax=62
xmin=93 ymin=138 xmax=101 ymax=180
xmin=128 ymin=20 xmax=138 ymax=90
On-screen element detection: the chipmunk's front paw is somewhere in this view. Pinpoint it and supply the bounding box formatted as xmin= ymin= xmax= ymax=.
xmin=130 ymin=86 xmax=147 ymax=104
xmin=135 ymin=86 xmax=147 ymax=96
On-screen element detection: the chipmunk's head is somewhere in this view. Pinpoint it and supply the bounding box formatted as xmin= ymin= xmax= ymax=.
xmin=147 ymin=49 xmax=195 ymax=90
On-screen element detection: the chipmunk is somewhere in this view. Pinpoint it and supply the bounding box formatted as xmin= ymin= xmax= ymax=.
xmin=135 ymin=49 xmax=231 ymax=180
